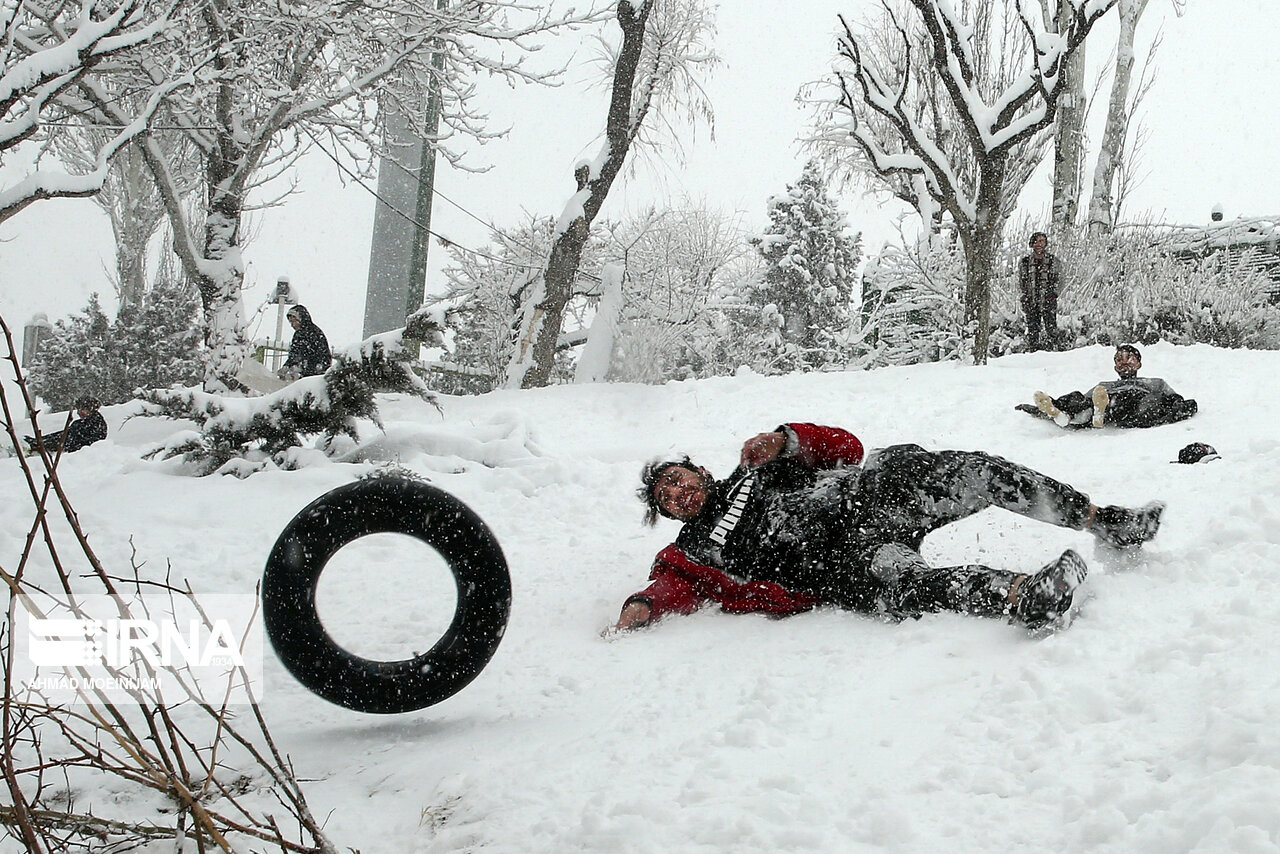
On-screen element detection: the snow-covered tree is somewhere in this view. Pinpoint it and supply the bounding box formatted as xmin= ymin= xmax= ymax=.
xmin=64 ymin=0 xmax=594 ymax=392
xmin=746 ymin=161 xmax=861 ymax=372
xmin=427 ymin=217 xmax=608 ymax=391
xmin=0 ymin=0 xmax=183 ymax=225
xmin=1043 ymin=0 xmax=1090 ymax=240
xmin=503 ymin=0 xmax=719 ymax=389
xmin=826 ymin=0 xmax=1118 ymax=362
xmin=51 ymin=112 xmax=202 ymax=308
xmin=27 ymin=279 xmax=203 ymax=409
xmin=810 ymin=1 xmax=1050 ymax=242
xmin=602 ymin=204 xmax=758 ymax=382
xmin=1085 ymin=0 xmax=1182 ymax=236
xmin=25 ymin=294 xmax=113 ymax=411
xmin=431 ymin=203 xmax=757 ymax=387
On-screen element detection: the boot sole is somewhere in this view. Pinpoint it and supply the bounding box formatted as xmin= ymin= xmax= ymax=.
xmin=1020 ymin=549 xmax=1088 ymax=633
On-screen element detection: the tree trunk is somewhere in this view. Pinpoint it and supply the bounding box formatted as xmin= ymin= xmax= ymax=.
xmin=115 ymin=241 xmax=147 ymax=308
xmin=513 ymin=216 xmax=592 ymax=388
xmin=110 ymin=145 xmax=161 ymax=308
xmin=1086 ymin=0 xmax=1150 ymax=236
xmin=504 ymin=0 xmax=651 ymax=389
xmin=963 ymin=158 xmax=1010 ymax=364
xmin=1049 ymin=2 xmax=1087 ymax=238
xmin=196 ymin=176 xmax=249 ymax=391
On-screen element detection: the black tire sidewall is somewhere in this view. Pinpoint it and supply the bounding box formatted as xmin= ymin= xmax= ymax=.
xmin=262 ymin=478 xmax=511 ymax=714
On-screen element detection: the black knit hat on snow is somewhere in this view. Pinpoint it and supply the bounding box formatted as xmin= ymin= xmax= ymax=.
xmin=1174 ymin=442 xmax=1219 ymax=464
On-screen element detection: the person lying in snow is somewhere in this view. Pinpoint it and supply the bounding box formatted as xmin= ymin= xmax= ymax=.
xmin=612 ymin=424 xmax=1163 ymax=633
xmin=1017 ymin=344 xmax=1197 ymax=429
xmin=23 ymin=395 xmax=108 ymax=454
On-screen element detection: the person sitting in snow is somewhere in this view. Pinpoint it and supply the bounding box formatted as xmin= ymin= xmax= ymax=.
xmin=1017 ymin=344 xmax=1197 ymax=429
xmin=278 ymin=304 xmax=332 ymax=381
xmin=612 ymin=423 xmax=1164 ymax=634
xmin=24 ymin=395 xmax=108 ymax=454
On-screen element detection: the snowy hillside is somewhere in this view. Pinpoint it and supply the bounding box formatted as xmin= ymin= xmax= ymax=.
xmin=4 ymin=342 xmax=1279 ymax=853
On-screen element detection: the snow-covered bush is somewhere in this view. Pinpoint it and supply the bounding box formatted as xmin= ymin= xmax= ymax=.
xmin=139 ymin=326 xmax=439 ymax=476
xmin=863 ymin=221 xmax=1280 ymax=361
xmin=991 ymin=225 xmax=1280 ymax=352
xmin=854 ymin=237 xmax=967 ymax=368
xmin=27 ymin=280 xmax=202 ymax=408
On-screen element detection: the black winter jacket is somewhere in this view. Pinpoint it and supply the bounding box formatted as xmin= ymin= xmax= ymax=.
xmin=283 ymin=306 xmax=332 ymax=377
xmin=36 ymin=411 xmax=108 ymax=453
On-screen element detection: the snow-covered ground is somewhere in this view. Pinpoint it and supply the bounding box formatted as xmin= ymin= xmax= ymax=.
xmin=4 ymin=342 xmax=1280 ymax=853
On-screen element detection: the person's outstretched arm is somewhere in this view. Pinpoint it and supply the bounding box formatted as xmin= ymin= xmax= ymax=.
xmin=740 ymin=423 xmax=864 ymax=469
xmin=611 ymin=553 xmax=705 ymax=631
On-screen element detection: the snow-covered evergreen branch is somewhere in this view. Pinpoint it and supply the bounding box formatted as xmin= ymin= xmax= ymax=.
xmin=139 ymin=327 xmax=440 ymax=476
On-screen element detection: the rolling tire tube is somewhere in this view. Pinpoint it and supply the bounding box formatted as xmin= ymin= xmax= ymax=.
xmin=262 ymin=478 xmax=511 ymax=714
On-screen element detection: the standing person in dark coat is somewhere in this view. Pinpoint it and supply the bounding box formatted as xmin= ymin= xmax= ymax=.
xmin=1018 ymin=231 xmax=1060 ymax=351
xmin=24 ymin=395 xmax=108 ymax=454
xmin=612 ymin=423 xmax=1164 ymax=634
xmin=279 ymin=305 xmax=332 ymax=380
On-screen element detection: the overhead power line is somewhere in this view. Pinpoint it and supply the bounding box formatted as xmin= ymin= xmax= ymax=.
xmin=302 ymin=128 xmax=604 ymax=287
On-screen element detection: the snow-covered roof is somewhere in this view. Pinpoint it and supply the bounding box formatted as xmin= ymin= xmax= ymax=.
xmin=1161 ymin=216 xmax=1280 ymax=253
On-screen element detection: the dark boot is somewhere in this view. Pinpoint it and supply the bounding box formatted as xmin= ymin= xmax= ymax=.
xmin=1091 ymin=502 xmax=1164 ymax=549
xmin=1013 ymin=549 xmax=1088 ymax=629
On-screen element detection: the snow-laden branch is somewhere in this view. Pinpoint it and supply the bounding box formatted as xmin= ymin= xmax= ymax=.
xmin=835 ymin=14 xmax=974 ymax=224
xmin=0 ymin=0 xmax=185 ymax=224
xmin=833 ymin=0 xmax=1116 ymax=217
xmin=0 ymin=0 xmax=175 ymax=150
xmin=0 ymin=0 xmax=142 ymax=108
xmin=0 ymin=74 xmax=188 ymax=225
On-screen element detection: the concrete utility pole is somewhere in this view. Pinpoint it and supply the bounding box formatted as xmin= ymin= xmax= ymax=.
xmin=22 ymin=314 xmax=51 ymax=366
xmin=362 ymin=16 xmax=447 ymax=338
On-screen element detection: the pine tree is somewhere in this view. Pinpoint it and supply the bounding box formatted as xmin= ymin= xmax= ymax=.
xmin=26 ymin=294 xmax=114 ymax=410
xmin=114 ymin=278 xmax=204 ymax=393
xmin=27 ymin=281 xmax=203 ymax=410
xmin=748 ymin=161 xmax=862 ymax=371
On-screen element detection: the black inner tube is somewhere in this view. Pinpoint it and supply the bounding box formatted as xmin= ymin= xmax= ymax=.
xmin=262 ymin=478 xmax=511 ymax=714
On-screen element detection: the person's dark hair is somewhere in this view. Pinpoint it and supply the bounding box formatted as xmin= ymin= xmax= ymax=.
xmin=287 ymin=305 xmax=313 ymax=325
xmin=1116 ymin=343 xmax=1141 ymax=360
xmin=74 ymin=395 xmax=100 ymax=411
xmin=1029 ymin=231 xmax=1048 ymax=247
xmin=637 ymin=456 xmax=697 ymax=526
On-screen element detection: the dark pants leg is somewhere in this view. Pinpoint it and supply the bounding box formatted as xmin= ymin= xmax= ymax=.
xmin=1052 ymin=391 xmax=1092 ymax=418
xmin=848 ymin=542 xmax=1019 ymax=620
xmin=858 ymin=444 xmax=1093 ymax=543
xmin=1026 ymin=309 xmax=1044 ymax=351
xmin=827 ymin=445 xmax=1092 ymax=617
xmin=1025 ymin=309 xmax=1056 ymax=351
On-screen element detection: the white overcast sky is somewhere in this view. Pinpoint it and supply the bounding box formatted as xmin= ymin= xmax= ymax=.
xmin=3 ymin=0 xmax=1279 ymax=346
